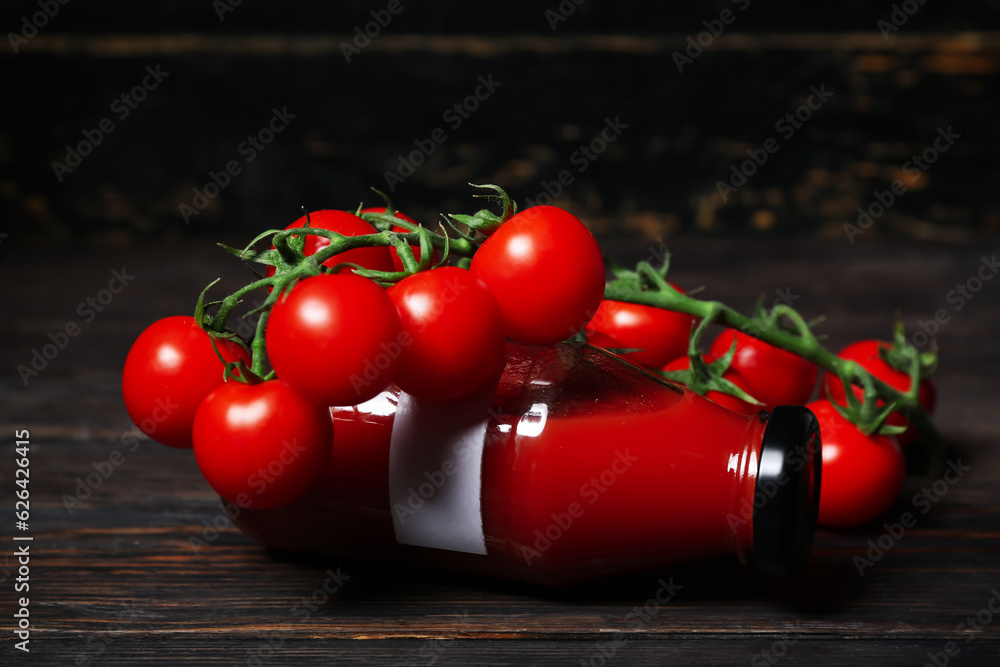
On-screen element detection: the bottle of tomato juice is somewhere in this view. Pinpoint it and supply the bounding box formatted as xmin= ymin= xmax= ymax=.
xmin=234 ymin=343 xmax=821 ymax=585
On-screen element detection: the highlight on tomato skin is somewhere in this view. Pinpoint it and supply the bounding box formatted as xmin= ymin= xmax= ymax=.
xmin=121 ymin=315 xmax=251 ymax=449
xmin=265 ymin=273 xmax=403 ymax=407
xmin=192 ymin=380 xmax=333 ymax=510
xmin=387 ymin=266 xmax=506 ymax=401
xmin=470 ymin=205 xmax=606 ymax=346
xmin=585 ymin=294 xmax=695 ymax=369
xmin=807 ymin=398 xmax=905 ymax=528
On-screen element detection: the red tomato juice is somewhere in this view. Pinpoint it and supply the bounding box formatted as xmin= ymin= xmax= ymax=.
xmin=235 ymin=343 xmax=820 ymax=584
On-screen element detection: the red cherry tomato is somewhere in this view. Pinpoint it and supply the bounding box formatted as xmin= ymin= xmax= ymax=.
xmin=122 ymin=316 xmax=250 ymax=449
xmin=387 ymin=267 xmax=506 ymax=400
xmin=585 ymin=294 xmax=694 ymax=369
xmin=807 ymin=399 xmax=904 ymax=528
xmin=265 ymin=273 xmax=402 ymax=406
xmin=361 ymin=207 xmax=437 ymax=272
xmin=822 ymin=339 xmax=936 ymax=447
xmin=708 ymin=329 xmax=817 ymax=407
xmin=661 ymin=355 xmax=760 ymax=415
xmin=470 ymin=206 xmax=605 ymax=345
xmin=266 ymin=210 xmax=394 ymax=281
xmin=193 ymin=380 xmax=332 ymax=509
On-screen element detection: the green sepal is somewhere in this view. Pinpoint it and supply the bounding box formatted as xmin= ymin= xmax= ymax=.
xmin=360 ymin=210 xmax=413 ymax=233
xmin=433 ymin=224 xmax=452 ymax=267
xmin=194 ymin=278 xmax=222 ymax=330
xmin=369 ymin=187 xmax=397 ymax=216
xmin=656 ymin=338 xmax=763 ymax=406
xmin=449 ymin=183 xmax=516 ymax=235
xmin=416 ymin=225 xmax=435 ymax=271
xmin=881 ymin=317 xmax=938 ymax=380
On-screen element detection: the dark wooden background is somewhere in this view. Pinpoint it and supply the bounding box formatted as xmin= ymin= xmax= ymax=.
xmin=3 ymin=2 xmax=1000 ymax=665
xmin=1 ymin=2 xmax=999 ymax=242
xmin=4 ymin=238 xmax=1000 ymax=665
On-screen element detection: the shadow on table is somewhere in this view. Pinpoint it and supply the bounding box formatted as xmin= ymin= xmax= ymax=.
xmin=252 ymin=437 xmax=979 ymax=617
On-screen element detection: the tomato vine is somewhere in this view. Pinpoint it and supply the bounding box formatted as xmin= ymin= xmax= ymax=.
xmin=193 ymin=184 xmax=942 ymax=472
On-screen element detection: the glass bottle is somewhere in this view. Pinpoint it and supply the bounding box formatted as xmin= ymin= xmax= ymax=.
xmin=234 ymin=343 xmax=821 ymax=584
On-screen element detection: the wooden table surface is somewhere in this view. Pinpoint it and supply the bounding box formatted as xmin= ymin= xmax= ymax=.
xmin=3 ymin=234 xmax=999 ymax=665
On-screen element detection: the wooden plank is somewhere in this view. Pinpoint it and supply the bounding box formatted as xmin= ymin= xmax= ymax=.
xmin=19 ymin=638 xmax=1000 ymax=666
xmin=3 ymin=238 xmax=1000 ymax=662
xmin=5 ymin=32 xmax=1000 ymax=57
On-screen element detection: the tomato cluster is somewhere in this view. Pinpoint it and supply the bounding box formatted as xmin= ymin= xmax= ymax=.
xmin=122 ymin=203 xmax=604 ymax=510
xmin=585 ymin=301 xmax=935 ymax=528
xmin=123 ymin=191 xmax=936 ymax=530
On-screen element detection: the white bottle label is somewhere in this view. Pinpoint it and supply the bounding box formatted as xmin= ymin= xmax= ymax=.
xmin=388 ymin=386 xmax=495 ymax=555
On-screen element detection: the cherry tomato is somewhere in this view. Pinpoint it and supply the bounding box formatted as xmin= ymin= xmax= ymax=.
xmin=470 ymin=206 xmax=605 ymax=345
xmin=193 ymin=380 xmax=332 ymax=509
xmin=708 ymin=329 xmax=817 ymax=407
xmin=266 ymin=210 xmax=394 ymax=280
xmin=807 ymin=399 xmax=904 ymax=528
xmin=661 ymin=355 xmax=760 ymax=415
xmin=265 ymin=273 xmax=402 ymax=406
xmin=387 ymin=267 xmax=506 ymax=400
xmin=585 ymin=294 xmax=694 ymax=369
xmin=361 ymin=207 xmax=437 ymax=272
xmin=122 ymin=316 xmax=250 ymax=449
xmin=822 ymin=339 xmax=936 ymax=447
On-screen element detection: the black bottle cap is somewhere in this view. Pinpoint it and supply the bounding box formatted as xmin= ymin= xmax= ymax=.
xmin=751 ymin=405 xmax=822 ymax=577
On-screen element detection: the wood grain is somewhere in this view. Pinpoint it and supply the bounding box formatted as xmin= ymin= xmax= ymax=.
xmin=2 ymin=236 xmax=999 ymax=664
xmin=3 ymin=31 xmax=998 ymax=241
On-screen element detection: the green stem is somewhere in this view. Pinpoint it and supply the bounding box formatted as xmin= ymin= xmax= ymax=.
xmin=276 ymin=229 xmax=478 ymax=266
xmin=603 ymin=283 xmax=931 ymax=429
xmin=251 ymin=309 xmax=270 ymax=378
xmin=208 ymin=276 xmax=276 ymax=333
